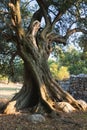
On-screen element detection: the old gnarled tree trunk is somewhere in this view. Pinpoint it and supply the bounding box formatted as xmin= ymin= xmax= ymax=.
xmin=3 ymin=0 xmax=87 ymax=114
xmin=4 ymin=37 xmax=86 ymax=114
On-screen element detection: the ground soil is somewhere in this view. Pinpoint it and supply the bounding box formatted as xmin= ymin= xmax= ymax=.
xmin=0 ymin=83 xmax=87 ymax=130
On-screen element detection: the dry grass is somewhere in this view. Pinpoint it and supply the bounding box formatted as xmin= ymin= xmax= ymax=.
xmin=0 ymin=82 xmax=22 ymax=99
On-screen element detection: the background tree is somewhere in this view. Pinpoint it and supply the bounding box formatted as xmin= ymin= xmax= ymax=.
xmin=58 ymin=48 xmax=87 ymax=75
xmin=78 ymin=35 xmax=87 ymax=59
xmin=0 ymin=0 xmax=87 ymax=114
xmin=48 ymin=59 xmax=70 ymax=80
xmin=0 ymin=41 xmax=23 ymax=82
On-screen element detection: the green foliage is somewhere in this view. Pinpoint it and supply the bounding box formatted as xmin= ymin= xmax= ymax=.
xmin=57 ymin=66 xmax=70 ymax=80
xmin=0 ymin=75 xmax=8 ymax=83
xmin=57 ymin=48 xmax=87 ymax=75
xmin=78 ymin=35 xmax=87 ymax=53
xmin=49 ymin=61 xmax=59 ymax=79
xmin=0 ymin=55 xmax=24 ymax=83
xmin=49 ymin=45 xmax=87 ymax=79
xmin=48 ymin=60 xmax=70 ymax=80
xmin=11 ymin=58 xmax=24 ymax=82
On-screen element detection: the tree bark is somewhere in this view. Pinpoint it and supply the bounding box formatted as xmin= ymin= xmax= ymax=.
xmin=3 ymin=37 xmax=86 ymax=114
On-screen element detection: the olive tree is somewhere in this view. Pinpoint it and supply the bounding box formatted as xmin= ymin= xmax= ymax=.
xmin=0 ymin=0 xmax=87 ymax=114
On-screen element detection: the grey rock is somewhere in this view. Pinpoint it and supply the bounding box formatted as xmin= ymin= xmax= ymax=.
xmin=28 ymin=114 xmax=46 ymax=123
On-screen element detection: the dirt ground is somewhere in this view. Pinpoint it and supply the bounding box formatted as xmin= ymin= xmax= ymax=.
xmin=0 ymin=105 xmax=87 ymax=130
xmin=0 ymin=83 xmax=87 ymax=130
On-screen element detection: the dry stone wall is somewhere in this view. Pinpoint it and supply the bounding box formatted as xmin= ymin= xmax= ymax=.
xmin=59 ymin=74 xmax=87 ymax=102
xmin=69 ymin=74 xmax=87 ymax=102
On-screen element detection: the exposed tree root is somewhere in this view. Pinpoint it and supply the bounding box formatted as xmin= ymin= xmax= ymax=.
xmin=3 ymin=83 xmax=87 ymax=115
xmin=4 ymin=101 xmax=17 ymax=114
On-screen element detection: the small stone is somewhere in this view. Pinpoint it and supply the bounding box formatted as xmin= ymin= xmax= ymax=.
xmin=27 ymin=114 xmax=46 ymax=123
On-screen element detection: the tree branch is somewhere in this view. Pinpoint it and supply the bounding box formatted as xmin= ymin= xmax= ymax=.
xmin=66 ymin=28 xmax=87 ymax=38
xmin=52 ymin=11 xmax=63 ymax=26
xmin=46 ymin=32 xmax=66 ymax=45
xmin=9 ymin=0 xmax=25 ymax=39
xmin=27 ymin=9 xmax=42 ymax=33
xmin=52 ymin=0 xmax=76 ymax=27
xmin=36 ymin=0 xmax=51 ymax=25
xmin=46 ymin=28 xmax=87 ymax=47
xmin=2 ymin=32 xmax=18 ymax=43
xmin=0 ymin=10 xmax=9 ymax=15
xmin=36 ymin=0 xmax=52 ymax=41
xmin=28 ymin=20 xmax=41 ymax=48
